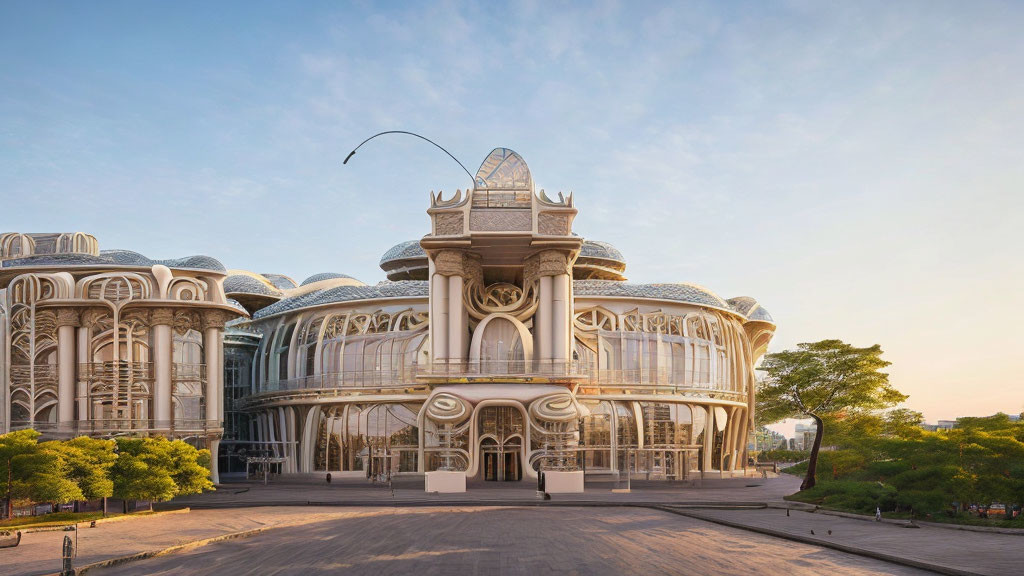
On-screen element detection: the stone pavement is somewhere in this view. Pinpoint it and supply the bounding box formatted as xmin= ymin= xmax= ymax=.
xmin=0 ymin=507 xmax=361 ymax=576
xmin=3 ymin=477 xmax=1019 ymax=576
xmin=89 ymin=506 xmax=930 ymax=576
xmin=673 ymin=507 xmax=1020 ymax=576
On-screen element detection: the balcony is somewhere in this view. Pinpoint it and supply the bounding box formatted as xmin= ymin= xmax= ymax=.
xmin=242 ymin=362 xmax=747 ymax=407
xmin=416 ymin=360 xmax=589 ymax=384
xmin=80 ymin=361 xmax=153 ymax=383
xmin=10 ymin=419 xmax=221 ymax=438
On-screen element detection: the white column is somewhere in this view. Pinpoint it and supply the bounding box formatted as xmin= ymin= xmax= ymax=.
xmin=537 ymin=275 xmax=552 ymax=363
xmin=552 ymin=274 xmax=570 ymax=363
xmin=208 ymin=438 xmax=220 ymax=484
xmin=447 ymin=275 xmax=464 ymax=363
xmin=204 ymin=325 xmax=222 ymax=426
xmin=702 ymin=406 xmax=715 ymax=472
xmin=151 ymin=320 xmax=173 ymax=430
xmin=431 ymin=273 xmax=449 ymax=362
xmin=56 ymin=316 xmax=77 ymax=425
xmin=76 ymin=325 xmax=90 ymax=422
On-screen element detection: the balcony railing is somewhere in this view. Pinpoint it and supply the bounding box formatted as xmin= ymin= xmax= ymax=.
xmin=80 ymin=362 xmax=154 ymax=382
xmin=10 ymin=419 xmax=222 ymax=437
xmin=172 ymin=363 xmax=207 ymax=382
xmin=248 ymin=361 xmax=746 ymax=403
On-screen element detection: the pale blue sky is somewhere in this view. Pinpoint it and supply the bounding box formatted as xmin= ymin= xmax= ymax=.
xmin=2 ymin=1 xmax=1022 ymax=426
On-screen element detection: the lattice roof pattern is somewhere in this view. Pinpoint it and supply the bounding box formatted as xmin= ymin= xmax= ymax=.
xmin=224 ymin=274 xmax=282 ymax=297
xmin=260 ymin=273 xmax=298 ymax=290
xmin=579 ymin=240 xmax=625 ymax=263
xmin=379 ymin=240 xmax=426 ymax=266
xmin=573 ymin=280 xmax=731 ymax=309
xmin=2 ymin=249 xmax=226 ymax=272
xmin=253 ymin=280 xmax=430 ymax=319
xmin=300 ymin=272 xmax=360 ymax=286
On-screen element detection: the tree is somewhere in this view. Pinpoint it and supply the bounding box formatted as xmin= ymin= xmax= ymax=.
xmin=1 ymin=430 xmax=83 ymax=517
xmin=1 ymin=429 xmax=42 ymax=519
xmin=43 ymin=436 xmax=117 ymax=500
xmin=165 ymin=441 xmax=214 ymax=496
xmin=757 ymin=340 xmax=905 ymax=490
xmin=110 ymin=438 xmax=177 ymax=504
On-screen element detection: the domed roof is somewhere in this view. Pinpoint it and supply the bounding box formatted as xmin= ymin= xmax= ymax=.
xmin=224 ymin=274 xmax=282 ymax=297
xmin=580 ymin=240 xmax=625 ymax=263
xmin=300 ymin=272 xmax=359 ymax=286
xmin=727 ymin=296 xmax=775 ymax=323
xmin=253 ymin=280 xmax=430 ymax=319
xmin=379 ymin=240 xmax=429 ymax=281
xmin=379 ymin=240 xmax=426 ymax=266
xmin=1 ymin=249 xmax=226 ymax=272
xmin=260 ymin=273 xmax=298 ymax=290
xmin=573 ymin=240 xmax=627 ymax=281
xmin=574 ymin=280 xmax=731 ymax=310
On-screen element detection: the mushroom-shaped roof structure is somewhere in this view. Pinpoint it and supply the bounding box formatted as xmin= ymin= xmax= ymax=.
xmin=379 ymin=240 xmax=428 ymax=281
xmin=253 ymin=280 xmax=429 ymax=319
xmin=261 ymin=273 xmax=298 ymax=290
xmin=300 ymin=272 xmax=359 ymax=287
xmin=1 ymin=249 xmax=226 ymax=272
xmin=727 ymin=296 xmax=774 ymax=323
xmin=573 ymin=240 xmax=627 ymax=281
xmin=223 ymin=271 xmax=285 ymax=315
xmin=574 ymin=280 xmax=732 ymax=310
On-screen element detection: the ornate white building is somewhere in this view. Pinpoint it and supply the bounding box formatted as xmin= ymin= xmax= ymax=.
xmin=0 ymin=233 xmax=241 ymax=482
xmin=221 ymin=148 xmax=775 ymax=491
xmin=1 ymin=147 xmax=775 ymax=491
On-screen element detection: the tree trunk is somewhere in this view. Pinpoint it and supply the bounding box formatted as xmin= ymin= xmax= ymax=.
xmin=800 ymin=414 xmax=824 ymax=491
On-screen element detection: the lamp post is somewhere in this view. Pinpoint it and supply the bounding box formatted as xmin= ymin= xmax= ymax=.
xmin=342 ymin=131 xmax=476 ymax=188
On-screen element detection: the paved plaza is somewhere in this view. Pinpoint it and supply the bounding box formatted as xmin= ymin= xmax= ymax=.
xmin=89 ymin=507 xmax=926 ymax=576
xmin=2 ymin=477 xmax=1019 ymax=576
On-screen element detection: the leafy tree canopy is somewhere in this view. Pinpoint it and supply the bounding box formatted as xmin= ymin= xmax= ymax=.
xmin=757 ymin=340 xmax=904 ymax=490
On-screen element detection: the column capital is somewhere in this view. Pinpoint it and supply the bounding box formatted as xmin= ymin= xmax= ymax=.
xmin=201 ymin=311 xmax=230 ymax=331
xmin=433 ymin=249 xmax=465 ymax=277
xmin=55 ymin=309 xmax=81 ymax=328
xmin=149 ymin=308 xmax=175 ymax=326
xmin=537 ymin=249 xmax=572 ymax=277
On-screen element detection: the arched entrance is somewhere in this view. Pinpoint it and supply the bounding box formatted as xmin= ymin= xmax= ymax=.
xmin=478 ymin=406 xmax=523 ymax=481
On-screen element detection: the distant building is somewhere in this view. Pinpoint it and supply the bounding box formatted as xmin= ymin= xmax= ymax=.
xmin=793 ymin=422 xmax=817 ymax=450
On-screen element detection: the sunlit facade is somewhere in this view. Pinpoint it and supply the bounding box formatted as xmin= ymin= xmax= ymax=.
xmin=224 ymin=148 xmax=776 ymax=490
xmin=1 ymin=148 xmax=774 ymax=490
xmin=0 ymin=233 xmax=242 ymax=482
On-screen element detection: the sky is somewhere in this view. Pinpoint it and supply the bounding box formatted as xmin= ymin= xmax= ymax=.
xmin=2 ymin=1 xmax=1022 ymax=431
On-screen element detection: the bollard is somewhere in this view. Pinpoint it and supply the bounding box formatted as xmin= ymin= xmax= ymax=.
xmin=61 ymin=534 xmax=74 ymax=576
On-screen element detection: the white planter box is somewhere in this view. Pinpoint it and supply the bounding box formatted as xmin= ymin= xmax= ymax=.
xmin=543 ymin=471 xmax=585 ymax=493
xmin=425 ymin=471 xmax=466 ymax=493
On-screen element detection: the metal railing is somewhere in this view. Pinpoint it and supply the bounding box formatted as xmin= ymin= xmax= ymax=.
xmin=420 ymin=360 xmax=589 ymax=378
xmin=80 ymin=362 xmax=153 ymax=382
xmin=10 ymin=419 xmax=221 ymax=437
xmin=172 ymin=363 xmax=207 ymax=382
xmin=248 ymin=361 xmax=747 ymax=403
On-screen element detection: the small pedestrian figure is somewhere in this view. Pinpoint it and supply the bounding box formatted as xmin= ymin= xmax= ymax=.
xmin=326 ymin=472 xmax=332 ymax=484
xmin=875 ymin=507 xmax=882 ymax=522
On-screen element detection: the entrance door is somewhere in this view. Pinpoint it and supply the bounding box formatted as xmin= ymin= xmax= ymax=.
xmin=478 ymin=406 xmax=524 ymax=482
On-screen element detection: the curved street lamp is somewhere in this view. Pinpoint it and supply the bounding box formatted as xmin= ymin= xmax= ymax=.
xmin=343 ymin=130 xmax=476 ymax=187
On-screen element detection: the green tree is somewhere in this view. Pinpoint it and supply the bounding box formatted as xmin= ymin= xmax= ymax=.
xmin=43 ymin=436 xmax=117 ymax=500
xmin=110 ymin=438 xmax=177 ymax=503
xmin=1 ymin=430 xmax=83 ymax=517
xmin=758 ymin=340 xmax=905 ymax=490
xmin=165 ymin=441 xmax=214 ymax=496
